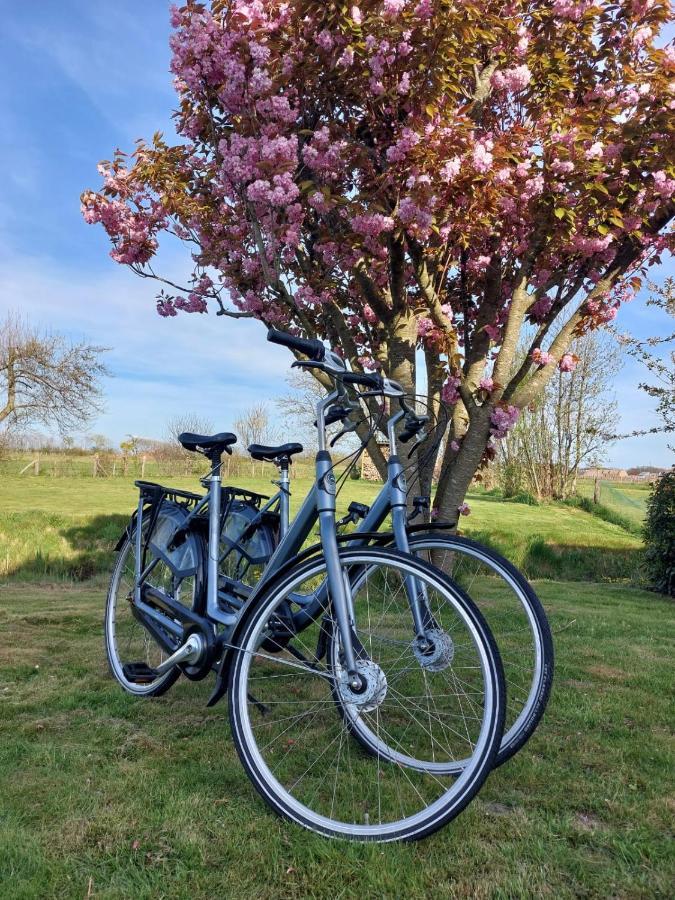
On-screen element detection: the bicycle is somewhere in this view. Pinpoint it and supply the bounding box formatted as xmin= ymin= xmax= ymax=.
xmin=235 ymin=360 xmax=553 ymax=769
xmin=104 ymin=329 xmax=507 ymax=841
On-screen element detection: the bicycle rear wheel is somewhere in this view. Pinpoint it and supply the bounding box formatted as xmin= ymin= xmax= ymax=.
xmin=406 ymin=533 xmax=553 ymax=765
xmin=228 ymin=547 xmax=505 ymax=841
xmin=104 ymin=534 xmax=197 ymax=696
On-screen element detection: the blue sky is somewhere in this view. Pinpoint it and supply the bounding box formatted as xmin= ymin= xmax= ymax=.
xmin=0 ymin=0 xmax=672 ymax=467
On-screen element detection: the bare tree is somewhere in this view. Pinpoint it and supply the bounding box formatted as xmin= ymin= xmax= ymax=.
xmin=162 ymin=412 xmax=216 ymax=474
xmin=87 ymin=433 xmax=114 ymax=454
xmin=234 ymin=404 xmax=275 ymax=449
xmin=276 ymin=370 xmax=325 ymax=448
xmin=0 ymin=312 xmax=108 ymax=434
xmin=616 ymin=278 xmax=674 ymax=450
xmin=276 ymin=369 xmax=367 ymax=453
xmin=499 ymin=332 xmax=620 ymax=500
xmin=166 ymin=412 xmax=215 ymax=445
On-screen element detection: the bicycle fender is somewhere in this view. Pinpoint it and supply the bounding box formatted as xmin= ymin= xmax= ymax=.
xmin=113 ymin=511 xmax=138 ymax=551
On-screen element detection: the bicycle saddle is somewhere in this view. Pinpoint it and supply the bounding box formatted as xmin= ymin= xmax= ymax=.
xmin=247 ymin=442 xmax=304 ymax=462
xmin=178 ymin=432 xmax=237 ymax=456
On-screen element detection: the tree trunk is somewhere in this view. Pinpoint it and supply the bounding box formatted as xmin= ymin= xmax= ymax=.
xmin=434 ymin=407 xmax=492 ymax=522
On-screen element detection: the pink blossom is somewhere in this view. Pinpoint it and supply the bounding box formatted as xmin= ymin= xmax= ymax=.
xmin=521 ymin=175 xmax=544 ymax=201
xmin=572 ymin=233 xmax=614 ymax=256
xmin=558 ymin=353 xmax=578 ymax=372
xmin=441 ymin=375 xmax=461 ymax=405
xmin=457 ymin=502 xmax=471 ymax=516
xmin=316 ymin=30 xmax=334 ymax=52
xmin=552 ymin=0 xmax=593 ymax=20
xmin=550 ymin=158 xmax=574 ymax=175
xmin=351 ymin=212 xmax=395 ymax=237
xmin=484 ymin=323 xmax=501 ymax=342
xmin=491 ymin=65 xmax=532 ymax=93
xmin=413 ymin=0 xmax=433 ymax=19
xmin=383 ymin=0 xmax=407 ymax=17
xmin=441 ymin=156 xmax=462 ymax=180
xmin=586 ymin=142 xmax=604 ymax=160
xmin=417 ymin=317 xmax=435 ymax=338
xmin=653 ymin=170 xmax=675 ymax=200
xmin=308 ymin=191 xmax=331 ymax=214
xmin=490 ymin=406 xmax=519 ymax=440
xmin=397 ymin=72 xmax=411 ymax=94
xmin=479 ymin=376 xmax=494 ymax=393
xmin=386 ymin=128 xmax=421 ymax=163
xmin=351 ymin=5 xmax=362 ymax=24
xmin=398 ymin=197 xmax=432 ymax=236
xmin=531 ymin=348 xmax=555 ymax=367
xmin=450 ymin=440 xmax=460 ymax=452
xmin=472 ymin=139 xmax=494 ymax=174
xmin=529 ymin=296 xmax=553 ymax=321
xmin=157 ymin=297 xmax=177 ymax=317
xmin=337 ymin=46 xmax=355 ymax=67
xmin=632 ymin=25 xmax=652 ymax=47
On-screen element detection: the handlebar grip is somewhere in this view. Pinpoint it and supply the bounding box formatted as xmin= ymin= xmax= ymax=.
xmin=343 ymin=372 xmax=384 ymax=390
xmin=267 ymin=328 xmax=325 ymax=362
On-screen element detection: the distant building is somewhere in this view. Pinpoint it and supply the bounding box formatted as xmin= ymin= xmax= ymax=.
xmin=580 ymin=466 xmax=667 ymax=483
xmin=581 ymin=467 xmax=629 ymax=480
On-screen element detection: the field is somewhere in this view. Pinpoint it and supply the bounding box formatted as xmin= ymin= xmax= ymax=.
xmin=576 ymin=479 xmax=651 ymax=531
xmin=1 ymin=470 xmax=671 ymax=898
xmin=0 ymin=471 xmax=644 ymax=583
xmin=1 ymin=578 xmax=673 ymax=898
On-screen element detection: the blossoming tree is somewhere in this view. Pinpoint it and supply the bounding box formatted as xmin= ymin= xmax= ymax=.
xmin=82 ymin=0 xmax=674 ymax=519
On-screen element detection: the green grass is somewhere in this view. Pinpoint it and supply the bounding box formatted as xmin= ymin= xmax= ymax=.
xmin=576 ymin=480 xmax=651 ymax=530
xmin=0 ymin=578 xmax=672 ymax=898
xmin=0 ymin=474 xmax=643 ymax=582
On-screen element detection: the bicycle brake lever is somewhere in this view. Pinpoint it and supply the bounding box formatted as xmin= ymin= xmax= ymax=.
xmin=407 ymin=430 xmax=428 ymax=458
xmin=358 ymin=389 xmax=384 ymax=398
xmin=330 ymin=418 xmax=359 ymax=447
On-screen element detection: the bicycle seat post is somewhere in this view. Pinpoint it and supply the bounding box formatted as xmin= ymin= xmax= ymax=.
xmin=206 ymin=449 xmax=223 ymax=620
xmin=273 ymin=456 xmax=291 ymax=538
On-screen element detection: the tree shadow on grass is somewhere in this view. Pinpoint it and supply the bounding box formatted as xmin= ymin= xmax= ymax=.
xmin=467 ymin=527 xmax=641 ymax=582
xmin=6 ymin=513 xmax=642 ymax=585
xmin=6 ymin=515 xmax=129 ymax=581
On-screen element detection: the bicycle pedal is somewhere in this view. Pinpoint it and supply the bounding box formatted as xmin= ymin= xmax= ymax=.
xmin=122 ymin=662 xmax=159 ymax=683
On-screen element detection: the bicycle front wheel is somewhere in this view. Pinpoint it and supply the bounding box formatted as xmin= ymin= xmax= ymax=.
xmin=228 ymin=547 xmax=505 ymax=842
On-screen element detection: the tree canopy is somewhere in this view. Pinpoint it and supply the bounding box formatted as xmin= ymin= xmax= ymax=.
xmin=82 ymin=0 xmax=674 ymax=515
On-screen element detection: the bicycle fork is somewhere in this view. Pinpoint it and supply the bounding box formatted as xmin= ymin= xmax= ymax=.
xmin=316 ymin=451 xmax=363 ymax=689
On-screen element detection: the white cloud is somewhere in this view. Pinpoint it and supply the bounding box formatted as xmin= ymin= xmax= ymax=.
xmin=0 ymin=250 xmax=293 ymax=445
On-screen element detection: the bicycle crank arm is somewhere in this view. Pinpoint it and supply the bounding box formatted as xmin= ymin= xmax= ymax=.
xmin=154 ymin=634 xmax=205 ymax=675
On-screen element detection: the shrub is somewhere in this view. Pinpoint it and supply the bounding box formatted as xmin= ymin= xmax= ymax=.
xmin=507 ymin=490 xmax=539 ymax=506
xmin=643 ymin=470 xmax=675 ymax=597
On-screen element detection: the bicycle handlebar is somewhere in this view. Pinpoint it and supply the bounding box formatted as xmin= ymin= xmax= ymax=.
xmin=342 ymin=372 xmax=384 ymax=390
xmin=267 ymin=327 xmax=326 ymax=362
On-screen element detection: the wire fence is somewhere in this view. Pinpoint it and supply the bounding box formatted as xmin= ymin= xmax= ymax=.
xmin=0 ymin=451 xmax=320 ymax=482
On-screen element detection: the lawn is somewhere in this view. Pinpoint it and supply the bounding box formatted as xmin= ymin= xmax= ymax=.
xmin=0 ymin=578 xmax=672 ymax=898
xmin=0 ymin=473 xmax=642 ymax=582
xmin=576 ymin=480 xmax=651 ymax=530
